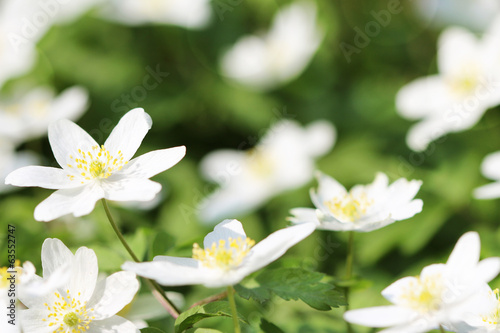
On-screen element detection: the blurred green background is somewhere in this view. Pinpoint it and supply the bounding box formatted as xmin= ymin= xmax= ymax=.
xmin=2 ymin=0 xmax=500 ymax=332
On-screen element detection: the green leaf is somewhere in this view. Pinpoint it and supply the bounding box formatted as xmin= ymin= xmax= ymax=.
xmin=174 ymin=301 xmax=246 ymax=333
xmin=186 ymin=329 xmax=224 ymax=333
xmin=260 ymin=318 xmax=285 ymax=333
xmin=140 ymin=328 xmax=167 ymax=333
xmin=236 ymin=268 xmax=346 ymax=311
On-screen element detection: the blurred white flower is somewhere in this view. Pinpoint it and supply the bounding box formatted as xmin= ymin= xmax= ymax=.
xmin=0 ymin=139 xmax=38 ymax=194
xmin=123 ymin=219 xmax=316 ymax=288
xmin=344 ymin=232 xmax=500 ymax=332
xmin=50 ymin=0 xmax=104 ymax=25
xmin=20 ymin=238 xmax=140 ymax=333
xmin=198 ymin=119 xmax=335 ymax=224
xmin=220 ymin=1 xmax=323 ymax=90
xmin=0 ymin=86 xmax=89 ymax=144
xmin=5 ymin=108 xmax=186 ymax=221
xmin=474 ymin=151 xmax=500 ymax=199
xmin=396 ymin=18 xmax=500 ymax=151
xmin=289 ymin=172 xmax=423 ymax=232
xmin=100 ymin=0 xmax=211 ymax=29
xmin=413 ymin=0 xmax=500 ymax=32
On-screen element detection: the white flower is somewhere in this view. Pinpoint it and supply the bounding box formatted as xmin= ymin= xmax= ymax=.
xmin=344 ymin=232 xmax=500 ymax=333
xmin=220 ymin=1 xmax=323 ymax=90
xmin=474 ymin=151 xmax=500 ymax=200
xmin=20 ymin=238 xmax=140 ymax=333
xmin=289 ymin=172 xmax=423 ymax=232
xmin=198 ymin=119 xmax=335 ymax=224
xmin=0 ymin=86 xmax=89 ymax=144
xmin=100 ymin=0 xmax=211 ymax=29
xmin=5 ymin=108 xmax=186 ymax=222
xmin=122 ymin=219 xmax=316 ymax=288
xmin=396 ymin=19 xmax=500 ymax=151
xmin=413 ymin=0 xmax=500 ymax=32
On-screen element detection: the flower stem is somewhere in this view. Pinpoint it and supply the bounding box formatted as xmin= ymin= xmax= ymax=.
xmin=100 ymin=199 xmax=180 ymax=318
xmin=227 ymin=286 xmax=241 ymax=333
xmin=345 ymin=231 xmax=355 ymax=333
xmin=439 ymin=325 xmax=446 ymax=333
xmin=190 ymin=290 xmax=228 ymax=308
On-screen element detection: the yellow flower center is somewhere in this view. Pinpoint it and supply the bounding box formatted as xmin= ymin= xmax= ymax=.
xmin=192 ymin=237 xmax=256 ymax=271
xmin=43 ymin=290 xmax=94 ymax=332
xmin=481 ymin=288 xmax=500 ymax=326
xmin=399 ymin=273 xmax=445 ymax=313
xmin=66 ymin=145 xmax=127 ymax=184
xmin=324 ymin=192 xmax=374 ymax=222
xmin=0 ymin=260 xmax=21 ymax=289
xmin=246 ymin=149 xmax=275 ymax=178
xmin=447 ymin=65 xmax=480 ymax=98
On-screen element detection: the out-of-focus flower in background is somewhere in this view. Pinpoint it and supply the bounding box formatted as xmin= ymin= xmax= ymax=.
xmin=474 ymin=151 xmax=500 ymax=199
xmin=289 ymin=172 xmax=423 ymax=232
xmin=0 ymin=140 xmax=38 ymax=194
xmin=396 ymin=17 xmax=500 ymax=151
xmin=413 ymin=0 xmax=500 ymax=32
xmin=220 ymin=1 xmax=323 ymax=91
xmin=20 ymin=238 xmax=140 ymax=333
xmin=123 ymin=219 xmax=316 ymax=288
xmin=198 ymin=119 xmax=335 ymax=224
xmin=100 ymin=0 xmax=212 ymax=29
xmin=0 ymin=86 xmax=89 ymax=144
xmin=344 ymin=232 xmax=500 ymax=332
xmin=5 ymin=108 xmax=186 ymax=221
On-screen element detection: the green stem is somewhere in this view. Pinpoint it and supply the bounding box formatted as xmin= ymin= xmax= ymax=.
xmin=345 ymin=231 xmax=355 ymax=333
xmin=101 ymin=199 xmax=180 ymax=318
xmin=439 ymin=325 xmax=446 ymax=333
xmin=227 ymin=286 xmax=241 ymax=333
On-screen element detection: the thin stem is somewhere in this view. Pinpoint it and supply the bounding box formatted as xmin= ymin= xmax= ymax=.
xmin=345 ymin=231 xmax=355 ymax=333
xmin=101 ymin=199 xmax=180 ymax=318
xmin=190 ymin=290 xmax=228 ymax=308
xmin=227 ymin=286 xmax=241 ymax=333
xmin=439 ymin=325 xmax=446 ymax=333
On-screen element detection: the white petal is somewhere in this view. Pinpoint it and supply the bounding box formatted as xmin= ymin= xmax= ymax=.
xmin=390 ymin=199 xmax=423 ymax=220
xmin=48 ymin=118 xmax=99 ymax=170
xmin=5 ymin=166 xmax=79 ymax=189
xmin=50 ymin=86 xmax=89 ymax=122
xmin=241 ymin=223 xmax=316 ymax=276
xmin=199 ymin=150 xmax=246 ymax=183
xmin=480 ymin=151 xmax=500 ymax=180
xmin=474 ymin=182 xmax=500 ymax=199
xmin=475 ymin=257 xmax=500 ymax=283
xmin=86 ymin=315 xmax=139 ymax=333
xmin=122 ymin=258 xmax=204 ymax=286
xmin=344 ymin=306 xmax=416 ymax=327
xmin=437 ymin=27 xmax=480 ymax=76
xmin=118 ymin=146 xmax=186 ymax=179
xmin=41 ymin=238 xmax=74 ymax=278
xmin=288 ymin=208 xmax=320 ymax=225
xmin=20 ymin=309 xmax=54 ymax=333
xmin=70 ymin=246 xmax=99 ymax=303
xmin=303 ymin=120 xmax=336 ymax=157
xmin=34 ymin=184 xmax=105 ymax=221
xmin=104 ymin=108 xmax=152 ymax=162
xmin=204 ymin=219 xmax=247 ymax=248
xmin=396 ymin=76 xmax=450 ymax=119
xmin=312 ymin=171 xmax=346 ymax=208
xmin=102 ymin=178 xmax=161 ymax=202
xmin=382 ymin=276 xmax=421 ymax=303
xmin=87 ymin=271 xmax=139 ymax=320
xmin=446 ymin=232 xmax=480 ymax=274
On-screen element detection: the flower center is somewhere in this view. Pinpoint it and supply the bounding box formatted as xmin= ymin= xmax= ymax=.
xmin=66 ymin=145 xmax=127 ymax=184
xmin=43 ymin=290 xmax=94 ymax=332
xmin=324 ymin=192 xmax=373 ymax=222
xmin=446 ymin=65 xmax=481 ymax=98
xmin=481 ymin=288 xmax=500 ymax=326
xmin=399 ymin=273 xmax=445 ymax=313
xmin=246 ymin=149 xmax=275 ymax=178
xmin=192 ymin=237 xmax=256 ymax=271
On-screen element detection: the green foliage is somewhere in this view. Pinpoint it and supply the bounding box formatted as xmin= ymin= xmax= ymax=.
xmin=235 ymin=267 xmax=346 ymax=311
xmin=260 ymin=318 xmax=285 ymax=333
xmin=141 ymin=328 xmax=167 ymax=333
xmin=174 ymin=301 xmax=246 ymax=333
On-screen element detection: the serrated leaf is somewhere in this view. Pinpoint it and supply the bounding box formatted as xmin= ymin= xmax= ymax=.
xmin=236 ymin=268 xmax=346 ymax=311
xmin=174 ymin=301 xmax=245 ymax=333
xmin=140 ymin=328 xmax=167 ymax=333
xmin=260 ymin=318 xmax=285 ymax=333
